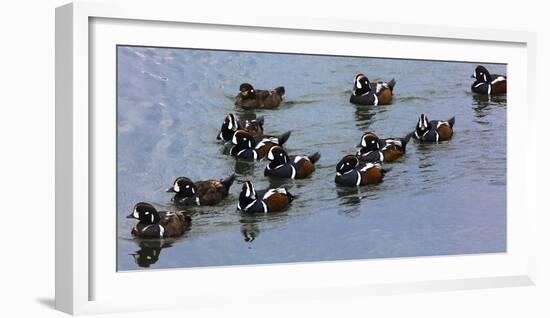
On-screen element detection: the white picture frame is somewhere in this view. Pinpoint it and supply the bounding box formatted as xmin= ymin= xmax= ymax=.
xmin=56 ymin=1 xmax=537 ymax=315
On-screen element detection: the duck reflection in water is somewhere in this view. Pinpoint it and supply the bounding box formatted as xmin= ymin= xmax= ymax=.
xmin=233 ymin=159 xmax=255 ymax=175
xmin=354 ymin=105 xmax=387 ymax=132
xmin=238 ymin=208 xmax=290 ymax=244
xmin=129 ymin=240 xmax=174 ymax=268
xmin=335 ymin=186 xmax=364 ymax=217
xmin=472 ymin=96 xmax=506 ymax=121
xmin=240 ymin=222 xmax=260 ymax=243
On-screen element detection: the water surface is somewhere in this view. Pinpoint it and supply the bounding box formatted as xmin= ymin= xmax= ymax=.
xmin=117 ymin=46 xmax=506 ymax=270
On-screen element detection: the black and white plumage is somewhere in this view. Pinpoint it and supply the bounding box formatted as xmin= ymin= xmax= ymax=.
xmin=237 ymin=181 xmax=294 ymax=213
xmin=166 ymin=175 xmax=235 ymax=206
xmin=264 ymin=146 xmax=320 ymax=179
xmin=335 ymin=155 xmax=385 ymax=187
xmin=471 ymin=65 xmax=507 ymax=95
xmin=126 ymin=202 xmax=191 ymax=238
xmin=412 ymin=114 xmax=455 ymax=142
xmin=216 ymin=113 xmax=264 ymax=143
xmin=356 ymin=132 xmax=412 ymax=163
xmin=350 ymin=73 xmax=396 ymax=106
xmin=230 ymin=130 xmax=291 ymax=160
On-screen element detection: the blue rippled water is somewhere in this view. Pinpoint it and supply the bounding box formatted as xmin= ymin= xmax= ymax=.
xmin=116 ymin=46 xmax=506 ymax=270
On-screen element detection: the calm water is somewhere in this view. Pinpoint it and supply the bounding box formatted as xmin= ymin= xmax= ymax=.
xmin=117 ymin=46 xmax=506 ymax=270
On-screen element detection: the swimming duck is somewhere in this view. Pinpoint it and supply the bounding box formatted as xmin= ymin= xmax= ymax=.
xmin=230 ymin=129 xmax=292 ymax=160
xmin=264 ymin=146 xmax=321 ymax=179
xmin=235 ymin=83 xmax=285 ymax=109
xmin=350 ymin=73 xmax=396 ymax=106
xmin=471 ymin=65 xmax=507 ymax=95
xmin=356 ymin=132 xmax=412 ymax=163
xmin=237 ymin=181 xmax=294 ymax=213
xmin=126 ymin=202 xmax=191 ymax=238
xmin=335 ymin=155 xmax=385 ymax=186
xmin=166 ymin=174 xmax=236 ymax=206
xmin=216 ymin=113 xmax=264 ymax=143
xmin=412 ymin=114 xmax=455 ymax=142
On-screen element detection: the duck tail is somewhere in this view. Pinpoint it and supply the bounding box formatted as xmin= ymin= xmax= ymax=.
xmin=447 ymin=116 xmax=456 ymax=128
xmin=178 ymin=213 xmax=192 ymax=226
xmin=387 ymin=79 xmax=396 ymax=92
xmin=399 ymin=132 xmax=414 ymax=152
xmin=222 ymin=174 xmax=236 ymax=190
xmin=274 ymin=86 xmax=285 ymax=97
xmin=403 ymin=132 xmax=414 ymax=143
xmin=308 ymin=152 xmax=321 ymax=164
xmin=184 ymin=214 xmax=192 ymax=224
xmin=286 ymin=190 xmax=296 ymax=203
xmin=277 ymin=131 xmax=292 ymax=146
xmin=256 ymin=116 xmax=265 ymax=128
xmin=401 ymin=132 xmax=414 ymax=150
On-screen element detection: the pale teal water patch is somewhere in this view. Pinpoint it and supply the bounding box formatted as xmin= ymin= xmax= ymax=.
xmin=117 ymin=46 xmax=506 ymax=270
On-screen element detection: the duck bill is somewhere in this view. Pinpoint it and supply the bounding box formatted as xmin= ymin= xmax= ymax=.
xmin=126 ymin=213 xmax=135 ymax=219
xmin=356 ymin=142 xmax=362 ymax=147
xmin=165 ymin=187 xmax=176 ymax=193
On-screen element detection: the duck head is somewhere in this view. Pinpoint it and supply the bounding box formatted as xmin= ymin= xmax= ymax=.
xmin=472 ymin=65 xmax=491 ymax=83
xmin=166 ymin=177 xmax=196 ymax=198
xmin=266 ymin=146 xmax=290 ymax=167
xmin=415 ymin=114 xmax=432 ymax=137
xmin=352 ymin=73 xmax=371 ymax=96
xmin=217 ymin=113 xmax=238 ymax=141
xmin=238 ymin=181 xmax=257 ymax=211
xmin=126 ymin=202 xmax=161 ymax=224
xmin=357 ymin=132 xmax=380 ymax=151
xmin=238 ymin=83 xmax=256 ymax=99
xmin=336 ymin=155 xmax=360 ymax=175
xmin=232 ymin=130 xmax=257 ymax=150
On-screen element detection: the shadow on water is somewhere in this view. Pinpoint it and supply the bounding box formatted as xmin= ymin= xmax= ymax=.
xmin=129 ymin=239 xmax=176 ymax=268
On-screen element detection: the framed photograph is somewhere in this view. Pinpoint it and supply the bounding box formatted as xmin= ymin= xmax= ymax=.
xmin=56 ymin=1 xmax=537 ymax=315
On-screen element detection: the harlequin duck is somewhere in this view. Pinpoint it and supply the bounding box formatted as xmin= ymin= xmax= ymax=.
xmin=237 ymin=181 xmax=294 ymax=213
xmin=412 ymin=114 xmax=455 ymax=142
xmin=230 ymin=130 xmax=292 ymax=160
xmin=166 ymin=174 xmax=236 ymax=206
xmin=235 ymin=83 xmax=285 ymax=109
xmin=264 ymin=146 xmax=321 ymax=179
xmin=471 ymin=65 xmax=507 ymax=95
xmin=335 ymin=155 xmax=385 ymax=186
xmin=356 ymin=132 xmax=413 ymax=163
xmin=126 ymin=202 xmax=191 ymax=238
xmin=216 ymin=113 xmax=264 ymax=143
xmin=350 ymin=73 xmax=396 ymax=106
